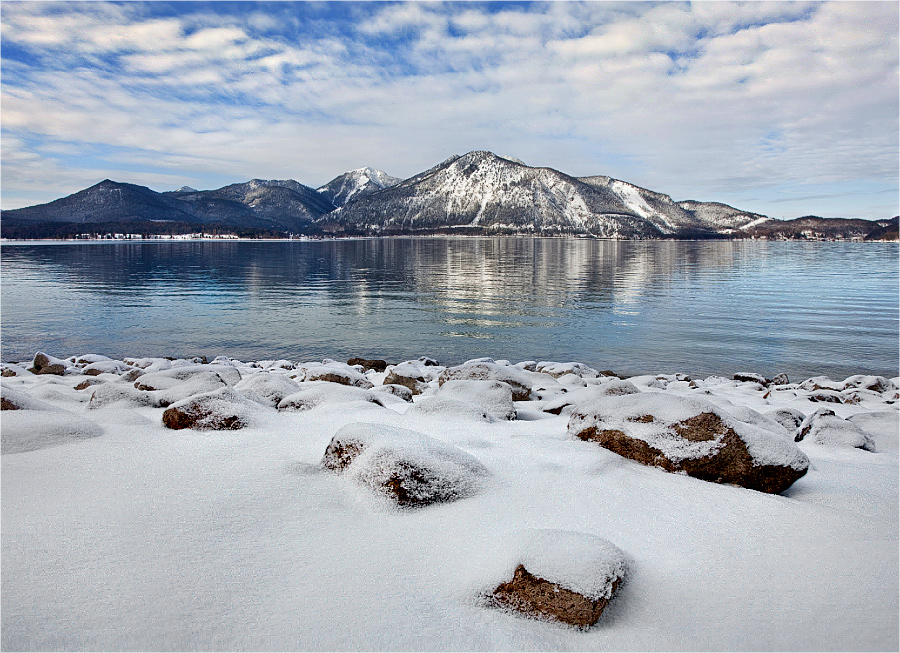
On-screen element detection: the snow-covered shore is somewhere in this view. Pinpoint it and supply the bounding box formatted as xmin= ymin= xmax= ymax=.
xmin=2 ymin=352 xmax=898 ymax=650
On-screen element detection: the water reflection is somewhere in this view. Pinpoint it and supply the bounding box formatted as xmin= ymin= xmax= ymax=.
xmin=1 ymin=238 xmax=897 ymax=379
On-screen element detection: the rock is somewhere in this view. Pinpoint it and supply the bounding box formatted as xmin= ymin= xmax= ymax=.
xmin=734 ymin=372 xmax=770 ymax=385
xmin=234 ymin=372 xmax=301 ymax=407
xmin=436 ymin=380 xmax=517 ymax=421
xmin=2 ymin=363 xmax=32 ymax=377
xmin=347 ymin=357 xmax=388 ymax=373
xmin=1 ymin=385 xmax=103 ymax=454
xmin=149 ymin=372 xmax=229 ymax=408
xmin=294 ymin=360 xmax=374 ymax=388
xmin=486 ymin=529 xmax=627 ymax=629
xmin=162 ymin=387 xmax=254 ymax=431
xmin=28 ymin=352 xmax=68 ymax=375
xmin=405 ymin=396 xmax=494 ymax=423
xmin=795 ymin=408 xmax=875 ymax=451
xmin=535 ymin=362 xmax=600 ymax=379
xmin=88 ymin=382 xmax=156 ymax=409
xmin=771 ymin=373 xmax=790 ymax=385
xmin=807 ymin=390 xmax=845 ymax=404
xmin=74 ymin=378 xmax=105 ymax=391
xmin=371 ymin=384 xmax=414 ymax=403
xmin=765 ymin=407 xmax=807 ymax=432
xmin=277 ymin=382 xmax=386 ymax=412
xmin=568 ymin=394 xmax=810 ymax=494
xmin=541 ymin=382 xmax=640 ymax=416
xmin=842 ymin=374 xmax=895 ymax=394
xmin=439 ymin=360 xmax=533 ymax=401
xmin=383 ymin=360 xmax=443 ymax=395
xmin=799 ymin=376 xmax=843 ymax=392
xmin=133 ymin=364 xmax=242 ymax=390
xmin=321 ymin=423 xmax=489 ymax=507
xmin=82 ymin=360 xmax=132 ymax=376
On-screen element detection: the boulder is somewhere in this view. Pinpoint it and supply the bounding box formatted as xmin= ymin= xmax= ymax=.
xmin=405 ymin=396 xmax=494 ymax=423
xmin=82 ymin=360 xmax=132 ymax=377
xmin=294 ymin=360 xmax=374 ymax=389
xmin=28 ymin=352 xmax=68 ymax=376
xmin=541 ymin=381 xmax=640 ymax=416
xmin=321 ymin=423 xmax=489 ymax=507
xmin=347 ymin=357 xmax=389 ymax=373
xmin=439 ymin=360 xmax=533 ymax=401
xmin=795 ymin=408 xmax=875 ymax=451
xmin=486 ymin=529 xmax=627 ymax=629
xmin=764 ymin=407 xmax=807 ymax=433
xmin=371 ymin=384 xmax=414 ymax=403
xmin=1 ymin=385 xmax=103 ymax=454
xmin=383 ymin=359 xmax=443 ymax=395
xmin=88 ymin=382 xmax=156 ymax=409
xmin=133 ymin=364 xmax=242 ymax=390
xmin=568 ymin=394 xmax=810 ymax=494
xmin=277 ymin=382 xmax=386 ymax=412
xmin=436 ymin=380 xmax=517 ymax=421
xmin=234 ymin=372 xmax=301 ymax=407
xmin=734 ymin=372 xmax=769 ymax=385
xmin=771 ymin=373 xmax=790 ymax=385
xmin=842 ymin=374 xmax=896 ymax=394
xmin=162 ymin=387 xmax=255 ymax=431
xmin=535 ymin=362 xmax=601 ymax=379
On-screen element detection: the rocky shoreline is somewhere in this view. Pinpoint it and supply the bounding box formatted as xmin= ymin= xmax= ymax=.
xmin=2 ymin=350 xmax=898 ymax=634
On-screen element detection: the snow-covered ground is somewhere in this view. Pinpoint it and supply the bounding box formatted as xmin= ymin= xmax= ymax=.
xmin=2 ymin=353 xmax=898 ymax=651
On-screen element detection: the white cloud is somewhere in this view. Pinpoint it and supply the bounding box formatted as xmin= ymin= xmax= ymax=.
xmin=1 ymin=1 xmax=896 ymax=219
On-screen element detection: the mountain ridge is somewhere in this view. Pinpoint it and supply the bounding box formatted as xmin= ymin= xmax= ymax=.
xmin=2 ymin=151 xmax=895 ymax=241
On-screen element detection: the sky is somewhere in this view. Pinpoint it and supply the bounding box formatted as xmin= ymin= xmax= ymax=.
xmin=1 ymin=1 xmax=897 ymax=220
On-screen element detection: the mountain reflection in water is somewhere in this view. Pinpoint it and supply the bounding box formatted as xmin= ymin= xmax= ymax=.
xmin=2 ymin=238 xmax=897 ymax=380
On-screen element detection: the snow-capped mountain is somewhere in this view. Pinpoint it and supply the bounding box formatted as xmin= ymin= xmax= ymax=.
xmin=3 ymin=150 xmax=893 ymax=240
xmin=321 ymin=151 xmax=769 ymax=238
xmin=317 ymin=168 xmax=402 ymax=207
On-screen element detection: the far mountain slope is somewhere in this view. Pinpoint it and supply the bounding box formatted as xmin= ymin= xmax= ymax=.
xmin=317 ymin=168 xmax=402 ymax=207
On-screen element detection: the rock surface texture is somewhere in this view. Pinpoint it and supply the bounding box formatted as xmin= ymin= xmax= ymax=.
xmin=568 ymin=394 xmax=810 ymax=494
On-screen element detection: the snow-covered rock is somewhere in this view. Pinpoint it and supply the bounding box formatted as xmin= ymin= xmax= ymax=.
xmin=28 ymin=352 xmax=69 ymax=376
xmin=234 ymin=373 xmax=301 ymax=408
xmin=383 ymin=359 xmax=445 ymax=395
xmin=795 ymin=408 xmax=876 ymax=451
xmin=162 ymin=387 xmax=258 ymax=431
xmin=321 ymin=423 xmax=490 ymax=507
xmin=294 ymin=360 xmax=374 ymax=389
xmin=439 ymin=360 xmax=533 ymax=401
xmin=485 ymin=529 xmax=628 ymax=628
xmin=404 ymin=396 xmax=494 ymax=423
xmin=435 ymin=380 xmax=517 ymax=421
xmin=568 ymin=393 xmax=810 ymax=494
xmin=1 ymin=384 xmax=103 ymax=454
xmin=541 ymin=381 xmax=641 ymax=415
xmin=277 ymin=382 xmax=387 ymax=412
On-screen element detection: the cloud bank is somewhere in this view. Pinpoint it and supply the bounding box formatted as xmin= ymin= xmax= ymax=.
xmin=2 ymin=1 xmax=897 ymax=219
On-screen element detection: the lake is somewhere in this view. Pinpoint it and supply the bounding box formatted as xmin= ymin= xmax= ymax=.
xmin=1 ymin=237 xmax=897 ymax=380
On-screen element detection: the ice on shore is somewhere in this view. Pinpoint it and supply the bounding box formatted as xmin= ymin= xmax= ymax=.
xmin=1 ymin=352 xmax=898 ymax=650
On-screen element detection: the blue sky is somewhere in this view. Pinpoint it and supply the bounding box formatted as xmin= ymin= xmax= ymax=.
xmin=2 ymin=1 xmax=897 ymax=220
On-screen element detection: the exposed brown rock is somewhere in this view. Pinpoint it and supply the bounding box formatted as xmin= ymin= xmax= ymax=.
xmin=384 ymin=369 xmax=427 ymax=395
xmin=321 ymin=438 xmax=366 ymax=472
xmin=28 ymin=352 xmax=66 ymax=375
xmin=161 ymin=391 xmax=249 ymax=431
xmin=1 ymin=397 xmax=21 ymax=410
xmin=575 ymin=411 xmax=807 ymax=494
xmin=490 ymin=564 xmax=621 ymax=629
xmin=74 ymin=379 xmax=104 ymax=391
xmin=347 ymin=358 xmax=389 ymax=373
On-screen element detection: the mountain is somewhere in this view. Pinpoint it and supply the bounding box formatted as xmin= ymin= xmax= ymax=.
xmin=1 ymin=179 xmax=198 ymax=225
xmin=317 ymin=168 xmax=402 ymax=207
xmin=320 ymin=151 xmax=767 ymax=238
xmin=3 ymin=178 xmax=335 ymax=234
xmin=164 ymin=179 xmax=335 ymax=231
xmin=2 ymin=151 xmax=894 ymax=240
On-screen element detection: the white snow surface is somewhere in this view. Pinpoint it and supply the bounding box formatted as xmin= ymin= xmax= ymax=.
xmin=1 ymin=355 xmax=898 ymax=650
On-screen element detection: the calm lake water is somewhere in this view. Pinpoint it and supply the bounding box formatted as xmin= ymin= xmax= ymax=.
xmin=1 ymin=238 xmax=897 ymax=380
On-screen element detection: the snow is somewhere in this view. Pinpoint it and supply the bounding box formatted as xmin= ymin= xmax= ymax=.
xmin=2 ymin=353 xmax=898 ymax=650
